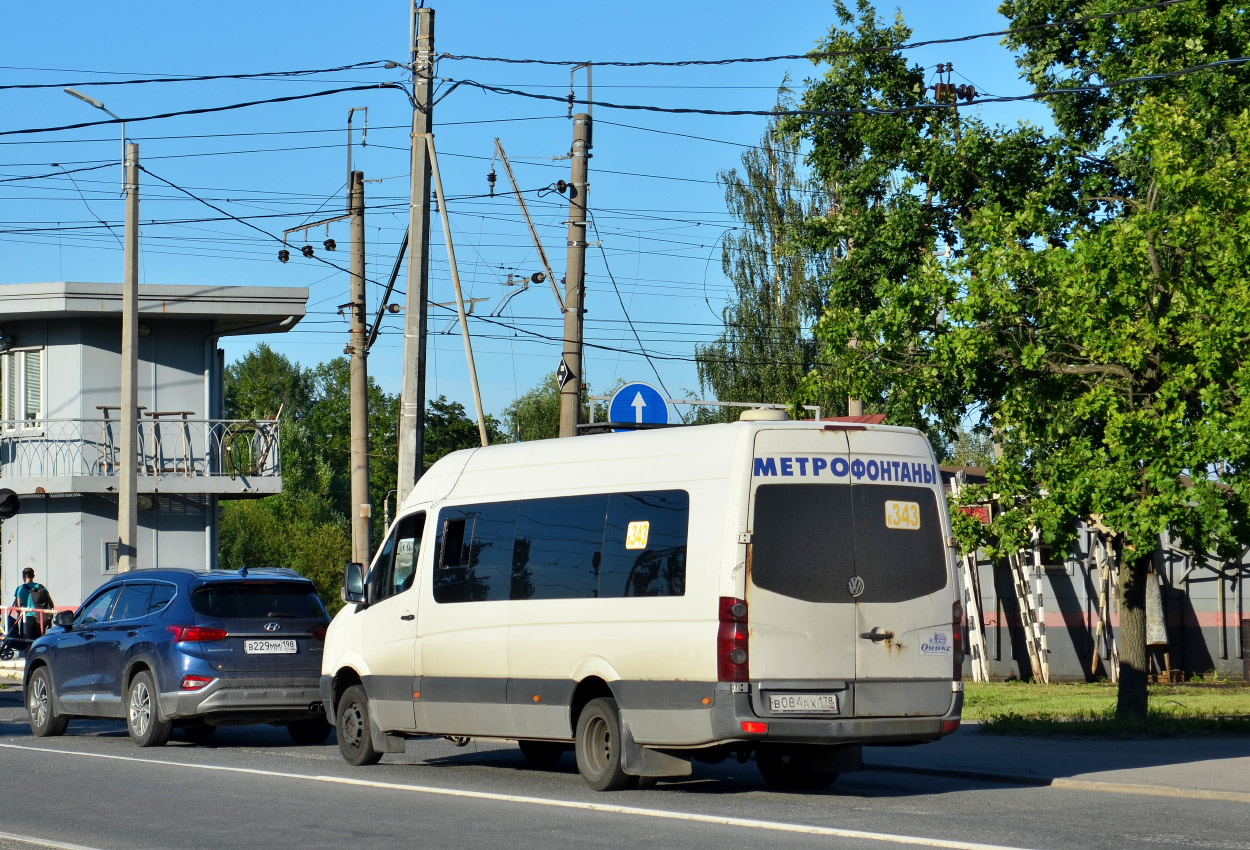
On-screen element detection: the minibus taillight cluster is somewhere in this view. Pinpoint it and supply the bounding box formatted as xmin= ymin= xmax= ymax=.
xmin=166 ymin=625 xmax=228 ymax=643
xmin=717 ymin=596 xmax=749 ymax=682
xmin=952 ymin=599 xmax=966 ymax=681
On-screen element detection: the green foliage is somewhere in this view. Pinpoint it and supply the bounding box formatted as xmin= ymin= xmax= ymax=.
xmin=789 ymin=0 xmax=1250 ymax=719
xmin=217 ymin=419 xmax=350 ymax=613
xmin=224 ymin=343 xmax=311 ymax=421
xmin=423 ymin=395 xmax=507 ymax=468
xmin=502 ymin=373 xmax=594 ymax=441
xmin=696 ymin=84 xmax=844 ymax=418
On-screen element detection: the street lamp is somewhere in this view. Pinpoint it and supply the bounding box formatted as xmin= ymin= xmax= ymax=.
xmin=65 ymin=88 xmax=140 ymax=572
xmin=64 ymin=88 xmax=125 ymax=190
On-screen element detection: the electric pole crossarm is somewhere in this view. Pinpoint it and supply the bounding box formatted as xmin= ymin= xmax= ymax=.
xmin=493 ymin=138 xmax=563 ymax=311
xmin=425 ymin=133 xmax=490 ymax=448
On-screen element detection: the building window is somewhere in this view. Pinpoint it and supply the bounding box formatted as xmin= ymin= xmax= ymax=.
xmin=1 ymin=349 xmax=43 ymax=424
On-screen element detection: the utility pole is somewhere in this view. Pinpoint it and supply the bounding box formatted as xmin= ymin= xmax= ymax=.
xmin=398 ymin=3 xmax=434 ymax=501
xmin=119 ymin=141 xmax=139 ymax=571
xmin=558 ymin=112 xmax=591 ymax=438
xmin=348 ymin=170 xmax=371 ymax=565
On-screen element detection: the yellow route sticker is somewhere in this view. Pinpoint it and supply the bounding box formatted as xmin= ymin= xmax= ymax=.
xmin=625 ymin=521 xmax=650 ymax=550
xmin=885 ymin=500 xmax=921 ymax=530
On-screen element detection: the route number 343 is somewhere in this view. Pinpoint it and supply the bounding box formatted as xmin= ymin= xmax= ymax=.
xmin=884 ymin=500 xmax=921 ymax=531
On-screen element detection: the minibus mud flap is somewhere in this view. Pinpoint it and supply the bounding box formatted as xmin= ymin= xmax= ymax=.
xmin=371 ymin=720 xmax=407 ymax=754
xmin=620 ymin=716 xmax=692 ymax=778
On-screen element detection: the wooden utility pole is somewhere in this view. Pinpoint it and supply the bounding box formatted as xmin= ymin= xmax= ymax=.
xmin=398 ymin=3 xmax=434 ymax=500
xmin=348 ymin=170 xmax=370 ymax=565
xmin=558 ymin=113 xmax=591 ymax=438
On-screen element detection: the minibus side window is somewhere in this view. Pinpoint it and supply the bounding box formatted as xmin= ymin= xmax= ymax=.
xmin=512 ymin=494 xmax=608 ymax=600
xmin=371 ymin=513 xmax=423 ymax=604
xmin=599 ymin=490 xmax=689 ymax=597
xmin=434 ymin=503 xmax=516 ymax=603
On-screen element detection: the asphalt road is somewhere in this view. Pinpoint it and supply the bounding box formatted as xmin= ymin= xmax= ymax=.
xmin=2 ymin=685 xmax=1249 ymax=850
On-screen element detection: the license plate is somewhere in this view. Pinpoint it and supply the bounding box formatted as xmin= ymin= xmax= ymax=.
xmin=245 ymin=639 xmax=297 ymax=655
xmin=768 ymin=693 xmax=839 ymax=714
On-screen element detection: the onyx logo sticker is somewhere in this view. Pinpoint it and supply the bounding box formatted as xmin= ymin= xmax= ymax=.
xmin=920 ymin=632 xmax=951 ymax=654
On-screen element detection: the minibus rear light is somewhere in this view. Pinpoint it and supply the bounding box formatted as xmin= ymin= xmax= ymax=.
xmin=741 ymin=721 xmax=767 ymax=735
xmin=942 ymin=719 xmax=961 ymax=735
xmin=717 ymin=596 xmax=749 ymax=683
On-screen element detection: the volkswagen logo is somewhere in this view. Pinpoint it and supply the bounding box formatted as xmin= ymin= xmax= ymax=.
xmin=263 ymin=622 xmax=282 ymax=632
xmin=847 ymin=576 xmax=865 ymax=598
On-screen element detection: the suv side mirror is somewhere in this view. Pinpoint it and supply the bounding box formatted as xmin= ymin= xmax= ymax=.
xmin=54 ymin=610 xmax=74 ymax=629
xmin=342 ymin=562 xmax=366 ymax=605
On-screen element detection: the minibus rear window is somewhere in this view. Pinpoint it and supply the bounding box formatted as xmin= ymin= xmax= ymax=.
xmin=752 ymin=483 xmax=947 ymax=603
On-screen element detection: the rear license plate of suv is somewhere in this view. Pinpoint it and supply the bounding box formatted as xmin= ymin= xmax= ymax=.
xmin=768 ymin=693 xmax=839 ymax=714
xmin=245 ymin=639 xmax=297 ymax=654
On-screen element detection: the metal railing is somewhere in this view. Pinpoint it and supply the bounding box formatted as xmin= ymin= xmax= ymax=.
xmin=0 ymin=418 xmax=280 ymax=480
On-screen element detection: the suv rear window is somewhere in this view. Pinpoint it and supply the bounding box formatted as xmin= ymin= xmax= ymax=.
xmin=190 ymin=582 xmax=326 ymax=620
xmin=752 ymin=483 xmax=948 ymax=603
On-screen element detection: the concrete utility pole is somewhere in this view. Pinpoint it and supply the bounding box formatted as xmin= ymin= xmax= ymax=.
xmin=397 ymin=3 xmax=434 ymax=502
xmin=119 ymin=141 xmax=140 ymax=571
xmin=558 ymin=113 xmax=592 ymax=438
xmin=348 ymin=170 xmax=371 ymax=565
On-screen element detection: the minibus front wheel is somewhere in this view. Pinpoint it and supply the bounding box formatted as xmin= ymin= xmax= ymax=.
xmin=574 ymin=697 xmax=633 ymax=791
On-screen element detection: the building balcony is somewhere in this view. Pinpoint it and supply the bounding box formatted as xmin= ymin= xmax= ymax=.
xmin=0 ymin=416 xmax=282 ymax=497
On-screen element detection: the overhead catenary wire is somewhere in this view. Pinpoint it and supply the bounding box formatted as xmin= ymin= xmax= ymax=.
xmin=437 ymin=0 xmax=1197 ymax=67
xmin=442 ymin=56 xmax=1250 ymax=118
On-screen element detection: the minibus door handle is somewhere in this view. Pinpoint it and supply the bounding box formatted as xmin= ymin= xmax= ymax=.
xmin=860 ymin=628 xmax=894 ymax=642
xmin=400 ymin=614 xmax=415 ymax=621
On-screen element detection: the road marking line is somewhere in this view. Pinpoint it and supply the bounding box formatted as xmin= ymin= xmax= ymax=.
xmin=0 ymin=830 xmax=108 ymax=850
xmin=0 ymin=743 xmax=1036 ymax=850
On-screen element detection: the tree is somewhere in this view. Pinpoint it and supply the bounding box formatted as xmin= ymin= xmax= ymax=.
xmin=302 ymin=357 xmax=399 ymax=543
xmin=224 ymin=343 xmax=312 ymax=422
xmin=424 ymin=395 xmax=507 ymax=468
xmin=695 ymin=85 xmax=843 ymax=420
xmin=504 ymin=374 xmax=591 ymax=441
xmin=218 ymin=418 xmax=351 ymax=611
xmin=791 ymin=0 xmax=1250 ymax=718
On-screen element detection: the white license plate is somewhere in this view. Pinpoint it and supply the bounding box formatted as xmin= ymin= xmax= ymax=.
xmin=245 ymin=639 xmax=297 ymax=655
xmin=768 ymin=693 xmax=839 ymax=714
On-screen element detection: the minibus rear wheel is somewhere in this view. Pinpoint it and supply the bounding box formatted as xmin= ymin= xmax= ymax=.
xmin=575 ymin=697 xmax=633 ymax=791
xmin=337 ymin=685 xmax=382 ymax=766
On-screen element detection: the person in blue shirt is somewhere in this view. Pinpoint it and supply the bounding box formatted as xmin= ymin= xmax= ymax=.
xmin=10 ymin=567 xmax=42 ymax=641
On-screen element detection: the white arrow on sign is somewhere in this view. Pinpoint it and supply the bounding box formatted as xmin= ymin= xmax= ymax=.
xmin=631 ymin=391 xmax=646 ymax=423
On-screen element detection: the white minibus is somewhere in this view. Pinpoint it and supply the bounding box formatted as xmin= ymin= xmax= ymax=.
xmin=321 ymin=415 xmax=965 ymax=790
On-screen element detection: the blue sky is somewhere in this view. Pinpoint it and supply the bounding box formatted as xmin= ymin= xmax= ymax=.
xmin=0 ymin=1 xmax=1047 ymax=423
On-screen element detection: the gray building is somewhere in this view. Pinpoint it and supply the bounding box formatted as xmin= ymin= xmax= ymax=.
xmin=0 ymin=282 xmax=306 ymax=608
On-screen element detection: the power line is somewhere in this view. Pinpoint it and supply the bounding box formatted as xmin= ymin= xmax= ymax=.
xmin=588 ymin=212 xmax=684 ymax=417
xmin=443 ymin=56 xmax=1250 ymax=118
xmin=0 ymin=83 xmax=409 ymax=138
xmin=437 ymin=1 xmax=1197 ymax=67
xmin=0 ymin=61 xmax=389 ymax=91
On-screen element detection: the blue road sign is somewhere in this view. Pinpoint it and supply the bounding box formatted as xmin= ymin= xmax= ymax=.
xmin=608 ymin=382 xmax=668 ymax=429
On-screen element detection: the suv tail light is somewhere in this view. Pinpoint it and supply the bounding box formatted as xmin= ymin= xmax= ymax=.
xmin=312 ymin=626 xmax=327 ymax=639
xmin=717 ymin=596 xmax=749 ymax=682
xmin=180 ymin=675 xmax=214 ymax=691
xmin=166 ymin=625 xmax=228 ymax=643
xmin=952 ymin=599 xmax=966 ymax=681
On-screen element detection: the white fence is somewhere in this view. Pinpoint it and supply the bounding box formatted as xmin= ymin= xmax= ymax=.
xmin=0 ymin=418 xmax=280 ymax=480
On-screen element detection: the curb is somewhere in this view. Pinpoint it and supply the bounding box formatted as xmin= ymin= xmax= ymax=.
xmin=866 ymin=763 xmax=1250 ymax=803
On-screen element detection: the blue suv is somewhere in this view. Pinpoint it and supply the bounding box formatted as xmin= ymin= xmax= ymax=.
xmin=24 ymin=567 xmax=331 ymax=747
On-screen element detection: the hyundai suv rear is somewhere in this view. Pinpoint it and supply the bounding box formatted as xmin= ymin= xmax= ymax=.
xmin=24 ymin=567 xmax=331 ymax=747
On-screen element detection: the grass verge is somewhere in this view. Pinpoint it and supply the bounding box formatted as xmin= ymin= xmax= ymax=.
xmin=964 ymin=681 xmax=1250 ymax=736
